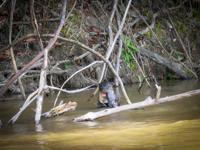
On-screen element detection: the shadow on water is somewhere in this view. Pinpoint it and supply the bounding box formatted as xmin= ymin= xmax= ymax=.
xmin=0 ymin=80 xmax=200 ymax=150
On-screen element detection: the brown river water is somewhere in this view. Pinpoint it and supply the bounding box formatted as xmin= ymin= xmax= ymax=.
xmin=0 ymin=80 xmax=200 ymax=150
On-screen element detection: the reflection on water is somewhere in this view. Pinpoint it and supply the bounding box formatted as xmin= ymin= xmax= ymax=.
xmin=0 ymin=80 xmax=200 ymax=150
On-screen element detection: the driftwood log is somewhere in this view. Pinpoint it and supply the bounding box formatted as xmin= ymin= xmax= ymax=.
xmin=74 ymin=89 xmax=200 ymax=122
xmin=42 ymin=101 xmax=77 ymax=118
xmin=140 ymin=47 xmax=194 ymax=79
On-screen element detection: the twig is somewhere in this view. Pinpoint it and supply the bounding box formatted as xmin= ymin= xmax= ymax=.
xmin=52 ymin=35 xmax=131 ymax=104
xmin=132 ymin=6 xmax=174 ymax=59
xmin=54 ymin=61 xmax=103 ymax=106
xmin=13 ymin=18 xmax=60 ymax=25
xmin=0 ymin=0 xmax=7 ymax=9
xmin=30 ymin=0 xmax=44 ymax=50
xmin=51 ymin=43 xmax=101 ymax=70
xmin=47 ymin=85 xmax=95 ymax=94
xmin=114 ymin=9 xmax=123 ymax=86
xmin=9 ymin=89 xmax=39 ymax=124
xmin=108 ymin=0 xmax=118 ymax=46
xmin=131 ymin=53 xmax=150 ymax=86
xmin=9 ymin=0 xmax=26 ymax=99
xmin=99 ymin=0 xmax=132 ymax=82
xmin=132 ymin=12 xmax=158 ymax=39
xmin=132 ymin=7 xmax=198 ymax=79
xmin=166 ymin=12 xmax=193 ymax=65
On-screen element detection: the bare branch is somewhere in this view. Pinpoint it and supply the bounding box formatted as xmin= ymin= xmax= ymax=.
xmin=0 ymin=33 xmax=131 ymax=105
xmin=9 ymin=89 xmax=39 ymax=124
xmin=0 ymin=0 xmax=7 ymax=9
xmin=47 ymin=85 xmax=95 ymax=94
xmin=108 ymin=0 xmax=118 ymax=46
xmin=30 ymin=0 xmax=44 ymax=50
xmin=35 ymin=0 xmax=68 ymax=125
xmin=99 ymin=0 xmax=133 ymax=82
xmin=54 ymin=61 xmax=103 ymax=106
xmin=9 ymin=0 xmax=26 ymax=99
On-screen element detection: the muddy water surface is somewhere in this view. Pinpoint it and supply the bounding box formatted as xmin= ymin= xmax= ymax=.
xmin=0 ymin=80 xmax=200 ymax=150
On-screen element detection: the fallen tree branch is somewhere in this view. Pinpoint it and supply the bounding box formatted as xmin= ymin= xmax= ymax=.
xmin=74 ymin=88 xmax=200 ymax=122
xmin=139 ymin=47 xmax=193 ymax=79
xmin=42 ymin=101 xmax=77 ymax=118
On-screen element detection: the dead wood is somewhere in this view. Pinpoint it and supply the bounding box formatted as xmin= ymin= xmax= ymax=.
xmin=42 ymin=101 xmax=77 ymax=118
xmin=139 ymin=47 xmax=193 ymax=79
xmin=8 ymin=0 xmax=68 ymax=124
xmin=0 ymin=0 xmax=7 ymax=9
xmin=35 ymin=0 xmax=68 ymax=125
xmin=0 ymin=1 xmax=76 ymax=98
xmin=9 ymin=0 xmax=26 ymax=99
xmin=74 ymin=89 xmax=200 ymax=122
xmin=0 ymin=34 xmax=131 ymax=106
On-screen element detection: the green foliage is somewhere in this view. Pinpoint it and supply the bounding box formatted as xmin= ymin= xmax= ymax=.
xmin=173 ymin=50 xmax=185 ymax=61
xmin=64 ymin=63 xmax=71 ymax=70
xmin=61 ymin=13 xmax=80 ymax=37
xmin=146 ymin=31 xmax=152 ymax=38
xmin=124 ymin=37 xmax=139 ymax=53
xmin=61 ymin=24 xmax=70 ymax=36
xmin=122 ymin=36 xmax=139 ymax=70
xmin=156 ymin=21 xmax=162 ymax=37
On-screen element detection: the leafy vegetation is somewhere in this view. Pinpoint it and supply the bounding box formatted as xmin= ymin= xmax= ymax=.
xmin=122 ymin=36 xmax=139 ymax=70
xmin=172 ymin=50 xmax=185 ymax=61
xmin=61 ymin=13 xmax=80 ymax=37
xmin=156 ymin=21 xmax=162 ymax=37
